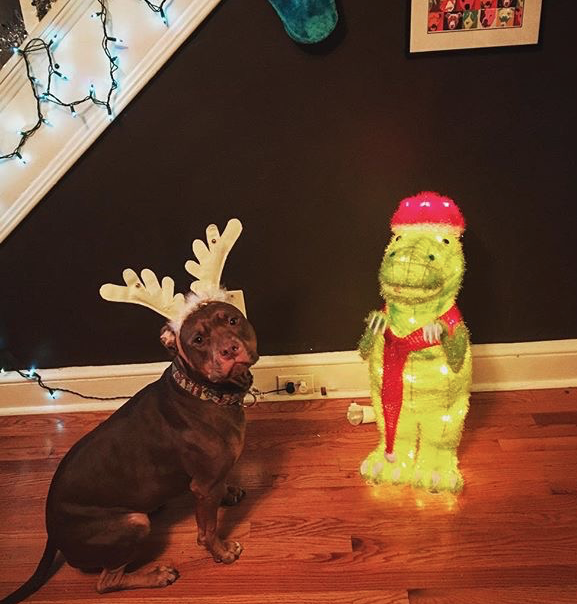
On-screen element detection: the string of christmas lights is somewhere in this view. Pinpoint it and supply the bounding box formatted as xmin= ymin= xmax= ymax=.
xmin=12 ymin=367 xmax=131 ymax=401
xmin=1 ymin=366 xmax=291 ymax=404
xmin=1 ymin=347 xmax=289 ymax=404
xmin=141 ymin=0 xmax=170 ymax=25
xmin=0 ymin=0 xmax=170 ymax=164
xmin=0 ymin=361 xmax=131 ymax=401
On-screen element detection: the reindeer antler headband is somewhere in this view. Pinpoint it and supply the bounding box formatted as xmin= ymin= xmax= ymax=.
xmin=99 ymin=219 xmax=244 ymax=327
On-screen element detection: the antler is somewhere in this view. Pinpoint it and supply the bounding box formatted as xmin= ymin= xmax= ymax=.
xmin=99 ymin=219 xmax=244 ymax=321
xmin=99 ymin=268 xmax=185 ymax=321
xmin=185 ymin=218 xmax=242 ymax=297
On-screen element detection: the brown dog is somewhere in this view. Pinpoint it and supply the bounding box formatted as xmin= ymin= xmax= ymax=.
xmin=1 ymin=301 xmax=258 ymax=602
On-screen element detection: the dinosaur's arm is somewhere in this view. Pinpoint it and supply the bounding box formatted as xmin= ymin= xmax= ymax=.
xmin=358 ymin=310 xmax=387 ymax=360
xmin=440 ymin=322 xmax=470 ymax=373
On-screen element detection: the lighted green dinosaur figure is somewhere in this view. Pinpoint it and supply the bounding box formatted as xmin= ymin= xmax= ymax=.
xmin=359 ymin=192 xmax=472 ymax=493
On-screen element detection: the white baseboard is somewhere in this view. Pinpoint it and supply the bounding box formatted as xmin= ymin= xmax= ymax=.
xmin=1 ymin=339 xmax=576 ymax=416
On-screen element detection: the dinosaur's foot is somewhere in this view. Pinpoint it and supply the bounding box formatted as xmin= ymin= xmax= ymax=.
xmin=360 ymin=449 xmax=414 ymax=486
xmin=412 ymin=463 xmax=464 ymax=493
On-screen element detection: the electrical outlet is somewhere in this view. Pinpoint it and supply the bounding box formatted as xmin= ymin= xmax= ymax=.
xmin=277 ymin=374 xmax=315 ymax=395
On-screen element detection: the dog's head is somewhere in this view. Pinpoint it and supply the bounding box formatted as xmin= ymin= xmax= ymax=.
xmin=161 ymin=301 xmax=258 ymax=389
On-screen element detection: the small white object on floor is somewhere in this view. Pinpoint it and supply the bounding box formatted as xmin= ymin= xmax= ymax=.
xmin=347 ymin=402 xmax=376 ymax=425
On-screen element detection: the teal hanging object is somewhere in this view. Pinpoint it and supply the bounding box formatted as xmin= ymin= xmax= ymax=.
xmin=267 ymin=0 xmax=338 ymax=44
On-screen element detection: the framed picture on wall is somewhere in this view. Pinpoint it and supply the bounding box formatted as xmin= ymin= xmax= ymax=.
xmin=410 ymin=1 xmax=543 ymax=53
xmin=0 ymin=1 xmax=62 ymax=70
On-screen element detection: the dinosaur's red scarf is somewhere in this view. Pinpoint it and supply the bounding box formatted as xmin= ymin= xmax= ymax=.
xmin=381 ymin=305 xmax=462 ymax=455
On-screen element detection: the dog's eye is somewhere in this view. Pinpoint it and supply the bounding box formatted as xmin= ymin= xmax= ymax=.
xmin=194 ymin=335 xmax=203 ymax=345
xmin=229 ymin=317 xmax=238 ymax=326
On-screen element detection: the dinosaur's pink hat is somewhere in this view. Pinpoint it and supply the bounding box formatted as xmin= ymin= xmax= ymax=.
xmin=391 ymin=191 xmax=466 ymax=234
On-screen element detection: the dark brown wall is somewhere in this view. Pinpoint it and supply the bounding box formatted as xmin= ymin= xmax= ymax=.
xmin=1 ymin=0 xmax=576 ymax=370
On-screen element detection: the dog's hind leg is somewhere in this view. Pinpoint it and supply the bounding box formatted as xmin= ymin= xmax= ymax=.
xmin=93 ymin=513 xmax=179 ymax=593
xmin=96 ymin=564 xmax=179 ymax=593
xmin=59 ymin=512 xmax=178 ymax=594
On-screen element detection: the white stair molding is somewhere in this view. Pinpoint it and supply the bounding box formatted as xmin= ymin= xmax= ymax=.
xmin=0 ymin=0 xmax=222 ymax=243
xmin=1 ymin=339 xmax=577 ymax=415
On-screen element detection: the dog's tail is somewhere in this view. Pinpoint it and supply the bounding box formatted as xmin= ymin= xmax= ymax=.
xmin=0 ymin=538 xmax=58 ymax=604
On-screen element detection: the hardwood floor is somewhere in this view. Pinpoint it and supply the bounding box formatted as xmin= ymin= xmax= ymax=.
xmin=1 ymin=389 xmax=576 ymax=603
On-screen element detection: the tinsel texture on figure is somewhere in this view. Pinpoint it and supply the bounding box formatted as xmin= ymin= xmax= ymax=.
xmin=358 ymin=192 xmax=472 ymax=493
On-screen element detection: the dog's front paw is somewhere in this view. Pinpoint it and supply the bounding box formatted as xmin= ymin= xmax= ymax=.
xmin=221 ymin=485 xmax=245 ymax=506
xmin=210 ymin=540 xmax=243 ymax=564
xmin=197 ymin=535 xmax=243 ymax=564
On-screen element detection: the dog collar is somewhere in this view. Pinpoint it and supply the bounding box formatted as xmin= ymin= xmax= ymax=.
xmin=170 ymin=363 xmax=250 ymax=407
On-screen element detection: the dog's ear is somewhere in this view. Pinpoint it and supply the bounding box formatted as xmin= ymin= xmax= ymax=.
xmin=160 ymin=325 xmax=178 ymax=355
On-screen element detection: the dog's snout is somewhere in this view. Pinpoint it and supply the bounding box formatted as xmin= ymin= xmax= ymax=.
xmin=220 ymin=341 xmax=242 ymax=359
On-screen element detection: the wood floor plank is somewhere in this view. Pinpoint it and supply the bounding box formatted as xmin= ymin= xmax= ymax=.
xmin=408 ymin=587 xmax=577 ymax=604
xmin=499 ymin=434 xmax=577 ymax=452
xmin=532 ymin=411 xmax=577 ymax=426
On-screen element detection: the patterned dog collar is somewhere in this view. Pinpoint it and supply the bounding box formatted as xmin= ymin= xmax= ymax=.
xmin=171 ymin=364 xmax=250 ymax=407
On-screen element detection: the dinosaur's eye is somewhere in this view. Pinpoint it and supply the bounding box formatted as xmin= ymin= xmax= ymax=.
xmin=429 ymin=255 xmax=436 ymax=261
xmin=443 ymin=238 xmax=450 ymax=245
xmin=395 ymin=236 xmax=402 ymax=242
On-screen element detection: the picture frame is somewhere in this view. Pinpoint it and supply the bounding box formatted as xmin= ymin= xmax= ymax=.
xmin=409 ymin=0 xmax=543 ymax=53
xmin=0 ymin=1 xmax=64 ymax=69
